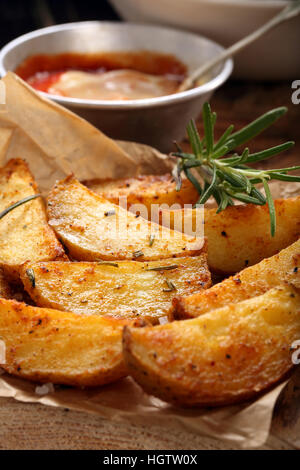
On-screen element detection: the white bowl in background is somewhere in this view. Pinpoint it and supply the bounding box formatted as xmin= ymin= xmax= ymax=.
xmin=0 ymin=21 xmax=232 ymax=151
xmin=110 ymin=0 xmax=300 ymax=80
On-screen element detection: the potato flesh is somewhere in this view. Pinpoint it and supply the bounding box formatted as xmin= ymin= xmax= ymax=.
xmin=162 ymin=198 xmax=300 ymax=274
xmin=0 ymin=298 xmax=128 ymax=387
xmin=47 ymin=176 xmax=204 ymax=262
xmin=20 ymin=256 xmax=211 ymax=324
xmin=0 ymin=159 xmax=65 ymax=279
xmin=86 ymin=174 xmax=198 ymax=218
xmin=172 ymin=238 xmax=300 ymax=320
xmin=123 ymin=286 xmax=300 ymax=407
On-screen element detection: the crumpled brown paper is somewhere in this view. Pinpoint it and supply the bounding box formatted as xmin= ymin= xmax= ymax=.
xmin=0 ymin=72 xmax=297 ymax=450
xmin=0 ymin=73 xmax=172 ymax=193
xmin=0 ymin=373 xmax=288 ymax=449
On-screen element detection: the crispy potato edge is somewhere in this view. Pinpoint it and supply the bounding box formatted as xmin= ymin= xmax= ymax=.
xmin=123 ymin=286 xmax=300 ymax=407
xmin=0 ymin=297 xmax=129 ymax=387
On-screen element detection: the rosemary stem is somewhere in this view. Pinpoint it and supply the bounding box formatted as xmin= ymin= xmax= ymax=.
xmin=214 ymin=159 xmax=269 ymax=179
xmin=0 ymin=194 xmax=42 ymax=220
xmin=174 ymin=103 xmax=300 ymax=236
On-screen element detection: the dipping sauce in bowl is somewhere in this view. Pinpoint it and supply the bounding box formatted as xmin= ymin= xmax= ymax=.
xmin=15 ymin=51 xmax=187 ymax=101
xmin=0 ymin=21 xmax=232 ymax=149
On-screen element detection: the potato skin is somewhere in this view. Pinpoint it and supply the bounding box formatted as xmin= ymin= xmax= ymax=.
xmin=163 ymin=198 xmax=300 ymax=274
xmin=172 ymin=238 xmax=300 ymax=320
xmin=0 ymin=159 xmax=66 ymax=280
xmin=86 ymin=174 xmax=199 ymax=218
xmin=0 ymin=268 xmax=12 ymax=299
xmin=20 ymin=256 xmax=211 ymax=324
xmin=47 ymin=176 xmax=204 ymax=262
xmin=0 ymin=298 xmax=129 ymax=387
xmin=123 ymin=286 xmax=300 ymax=407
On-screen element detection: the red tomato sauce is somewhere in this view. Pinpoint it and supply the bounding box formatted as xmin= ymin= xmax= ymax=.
xmin=15 ymin=51 xmax=187 ymax=95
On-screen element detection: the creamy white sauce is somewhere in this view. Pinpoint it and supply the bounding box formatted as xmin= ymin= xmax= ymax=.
xmin=48 ymin=70 xmax=179 ymax=100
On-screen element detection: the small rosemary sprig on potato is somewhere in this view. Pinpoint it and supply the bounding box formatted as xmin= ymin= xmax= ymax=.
xmin=172 ymin=104 xmax=300 ymax=236
xmin=0 ymin=194 xmax=42 ymax=221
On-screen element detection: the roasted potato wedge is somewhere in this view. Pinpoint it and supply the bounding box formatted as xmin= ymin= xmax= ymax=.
xmin=123 ymin=286 xmax=300 ymax=407
xmin=20 ymin=256 xmax=211 ymax=324
xmin=86 ymin=174 xmax=198 ymax=218
xmin=0 ymin=298 xmax=129 ymax=387
xmin=47 ymin=176 xmax=204 ymax=262
xmin=162 ymin=197 xmax=300 ymax=274
xmin=0 ymin=159 xmax=66 ymax=279
xmin=172 ymin=238 xmax=300 ymax=320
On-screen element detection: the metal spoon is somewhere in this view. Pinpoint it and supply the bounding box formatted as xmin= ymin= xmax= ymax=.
xmin=178 ymin=0 xmax=300 ymax=92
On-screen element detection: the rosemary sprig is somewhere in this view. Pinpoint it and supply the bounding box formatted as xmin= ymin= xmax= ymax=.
xmin=0 ymin=194 xmax=42 ymax=220
xmin=172 ymin=104 xmax=300 ymax=236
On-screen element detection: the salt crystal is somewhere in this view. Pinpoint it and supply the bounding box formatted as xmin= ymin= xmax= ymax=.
xmin=35 ymin=383 xmax=55 ymax=396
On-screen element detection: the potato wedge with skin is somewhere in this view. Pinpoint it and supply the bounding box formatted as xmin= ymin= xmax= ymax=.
xmin=20 ymin=256 xmax=211 ymax=324
xmin=123 ymin=286 xmax=300 ymax=407
xmin=47 ymin=176 xmax=204 ymax=262
xmin=0 ymin=298 xmax=129 ymax=387
xmin=85 ymin=174 xmax=198 ymax=218
xmin=172 ymin=238 xmax=300 ymax=320
xmin=162 ymin=197 xmax=300 ymax=274
xmin=0 ymin=159 xmax=66 ymax=280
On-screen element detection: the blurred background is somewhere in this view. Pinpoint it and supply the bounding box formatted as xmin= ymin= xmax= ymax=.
xmin=1 ymin=1 xmax=299 ymax=80
xmin=0 ymin=0 xmax=120 ymax=48
xmin=0 ymin=0 xmax=298 ymax=160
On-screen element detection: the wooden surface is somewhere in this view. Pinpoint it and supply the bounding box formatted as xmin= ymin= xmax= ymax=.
xmin=0 ymin=80 xmax=299 ymax=450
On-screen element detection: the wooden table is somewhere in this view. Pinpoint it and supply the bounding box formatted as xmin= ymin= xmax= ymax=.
xmin=0 ymin=80 xmax=299 ymax=450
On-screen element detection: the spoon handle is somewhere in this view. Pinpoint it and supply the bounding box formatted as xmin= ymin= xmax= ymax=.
xmin=178 ymin=0 xmax=300 ymax=92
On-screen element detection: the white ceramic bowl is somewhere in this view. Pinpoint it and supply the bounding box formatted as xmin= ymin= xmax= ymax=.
xmin=0 ymin=21 xmax=232 ymax=151
xmin=110 ymin=0 xmax=300 ymax=80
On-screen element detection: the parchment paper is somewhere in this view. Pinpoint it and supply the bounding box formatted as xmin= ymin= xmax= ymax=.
xmin=0 ymin=373 xmax=288 ymax=449
xmin=0 ymin=72 xmax=298 ymax=449
xmin=0 ymin=73 xmax=171 ymax=193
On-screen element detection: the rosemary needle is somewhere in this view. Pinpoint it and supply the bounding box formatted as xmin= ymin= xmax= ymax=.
xmin=163 ymin=280 xmax=177 ymax=292
xmin=133 ymin=250 xmax=144 ymax=259
xmin=0 ymin=194 xmax=42 ymax=220
xmin=147 ymin=265 xmax=178 ymax=272
xmin=172 ymin=103 xmax=300 ymax=236
xmin=97 ymin=261 xmax=119 ymax=268
xmin=26 ymin=268 xmax=36 ymax=288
